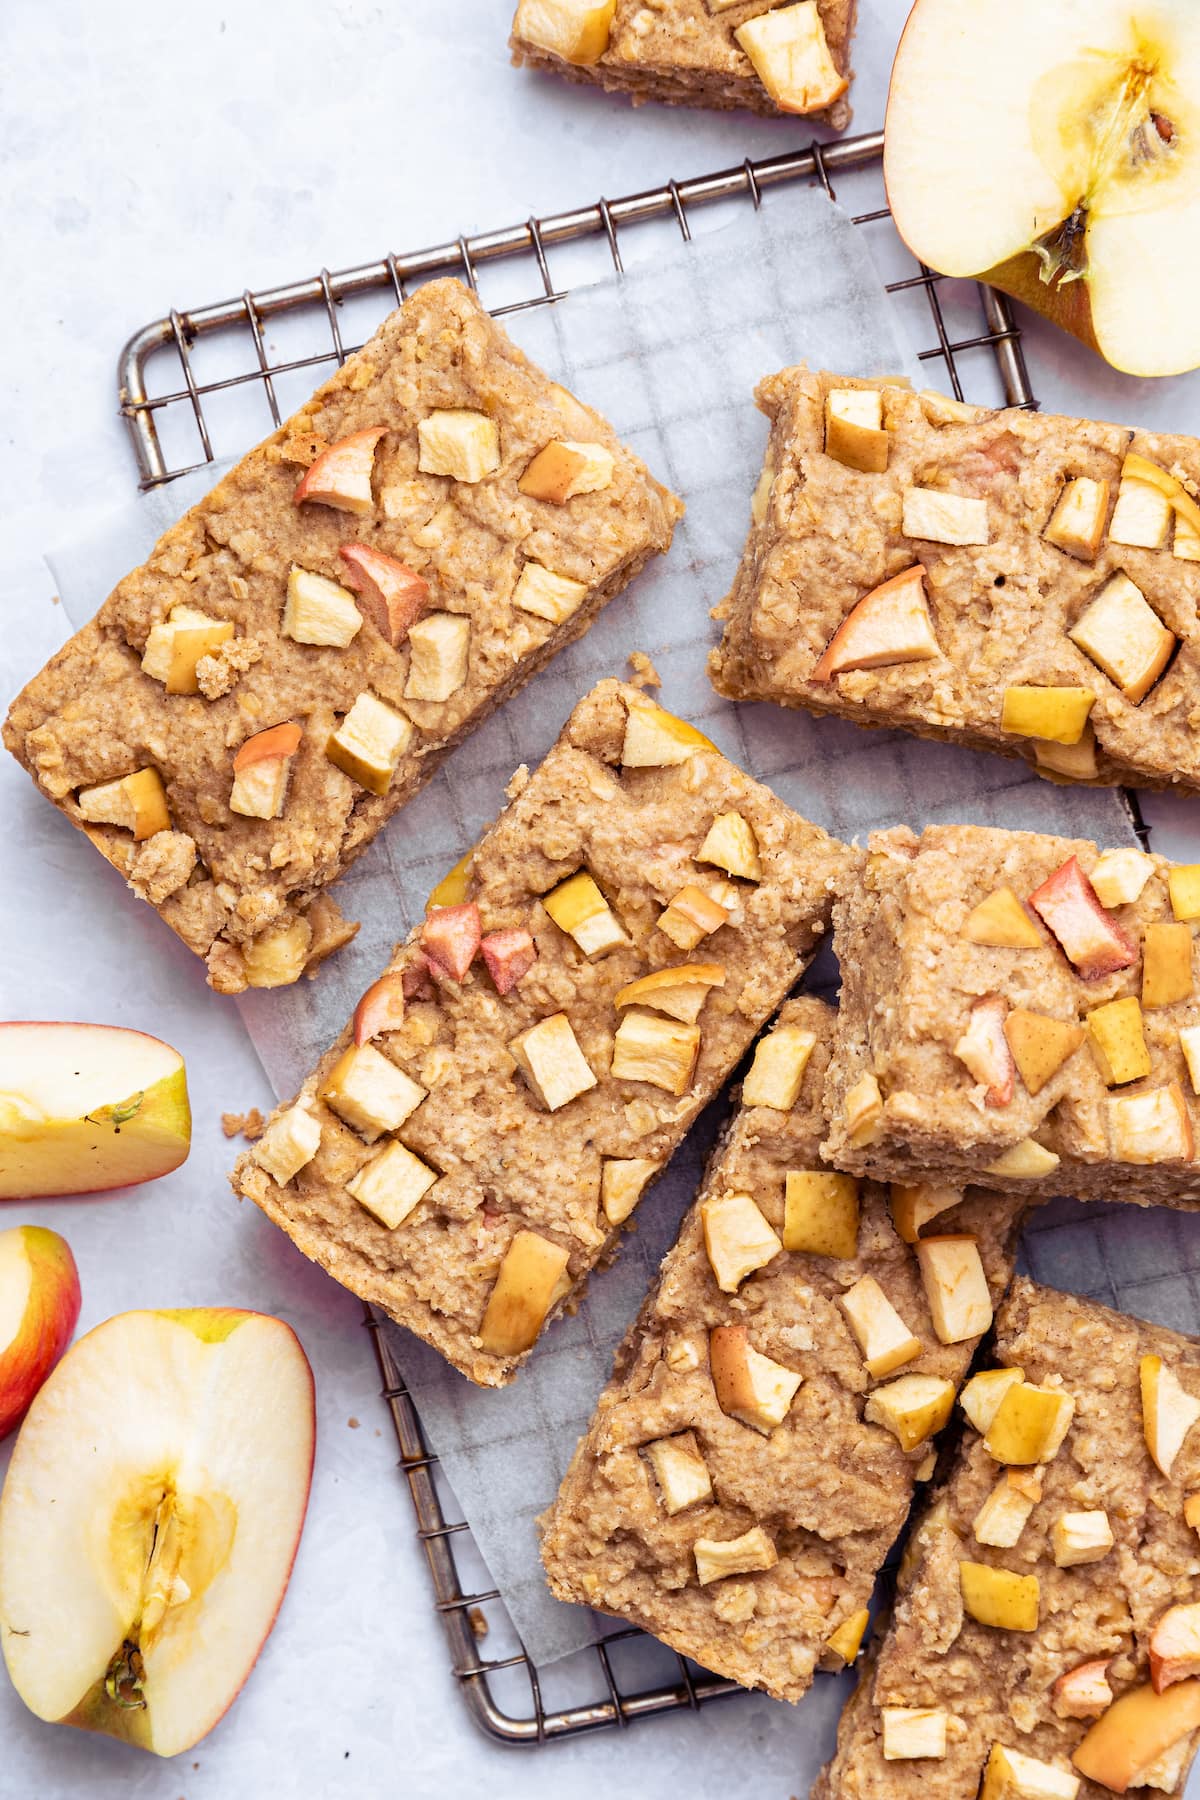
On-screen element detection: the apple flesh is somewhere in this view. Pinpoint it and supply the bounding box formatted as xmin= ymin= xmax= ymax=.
xmin=0 ymin=1023 xmax=190 ymax=1199
xmin=0 ymin=1308 xmax=315 ymax=1758
xmin=0 ymin=1226 xmax=81 ymax=1439
xmin=885 ymin=0 xmax=1200 ymax=376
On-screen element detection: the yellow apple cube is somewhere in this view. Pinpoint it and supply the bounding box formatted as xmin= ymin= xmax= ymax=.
xmin=1004 ymin=1010 xmax=1084 ymax=1096
xmin=321 ymin=1043 xmax=426 ymax=1142
xmin=242 ymin=917 xmax=313 ymax=989
xmin=733 ymin=1 xmax=846 ymax=113
xmin=509 ymin=1013 xmax=597 ymax=1111
xmin=693 ymin=1525 xmax=777 ymax=1587
xmin=513 ymin=0 xmax=616 ymax=64
xmin=77 ymin=768 xmax=171 ymax=841
xmin=282 ymin=567 xmax=363 ymax=648
xmin=1086 ymin=996 xmax=1151 ymax=1086
xmin=962 ymin=886 xmax=1042 ymax=949
xmin=1001 ymin=686 xmax=1095 ymax=746
xmin=960 ymin=1366 xmax=1025 ymax=1435
xmin=141 ymin=604 xmax=236 ymax=694
xmin=1089 ymin=847 xmax=1154 ymax=909
xmin=1176 ymin=513 xmax=1200 ymax=562
xmin=478 ymin=1229 xmax=570 ymax=1356
xmin=696 ymin=811 xmax=762 ymax=882
xmin=984 ymin=1382 xmax=1075 ymax=1465
xmin=1144 ymin=921 xmax=1193 ymax=1008
xmin=512 ymin=561 xmax=588 ymax=624
xmin=252 ymin=1105 xmax=321 ymax=1186
xmin=974 ymin=1470 xmax=1041 ymax=1549
xmin=709 ymin=1324 xmax=802 ymax=1433
xmin=1034 ymin=730 xmax=1098 ymax=780
xmin=347 ymin=1139 xmax=437 ymax=1230
xmin=1043 ymin=476 xmax=1109 ymax=561
xmin=657 ymin=883 xmax=730 ymax=952
xmin=742 ymin=1024 xmax=817 ymax=1111
xmin=881 ymin=1707 xmax=948 ymax=1761
xmin=844 ymin=1071 xmax=883 ymax=1147
xmin=620 ymin=701 xmax=715 ymax=768
xmin=959 ymin=1561 xmax=1039 ymax=1632
xmin=1109 ymin=1082 xmax=1193 ymax=1164
xmin=326 ymin=691 xmax=413 ymax=795
xmin=404 ymin=612 xmax=470 ymax=703
xmin=980 ymin=1742 xmax=1081 ymax=1800
xmin=542 ymin=871 xmax=629 ymax=958
xmin=700 ymin=1191 xmax=781 ymax=1293
xmin=600 ymin=1157 xmax=658 ymax=1225
xmin=1068 ymin=573 xmax=1175 ymax=703
xmin=864 ymin=1372 xmax=955 ymax=1452
xmin=915 ymin=1234 xmax=992 ymax=1343
xmin=1109 ymin=473 xmax=1172 ymax=549
xmin=825 ymin=387 xmax=889 ymax=474
xmin=518 ymin=439 xmax=613 ymax=503
xmin=783 ymin=1170 xmax=859 ymax=1258
xmin=901 ymin=485 xmax=990 ymax=545
xmin=1052 ymin=1509 xmax=1113 ymax=1568
xmin=611 ymin=1009 xmax=700 ymax=1095
xmin=1171 ymin=866 xmax=1200 ymax=922
xmin=890 ymin=1181 xmax=961 ymax=1243
xmin=840 ymin=1276 xmax=922 ymax=1378
xmin=644 ymin=1432 xmax=712 ymax=1515
xmin=417 ymin=408 xmax=501 ymax=483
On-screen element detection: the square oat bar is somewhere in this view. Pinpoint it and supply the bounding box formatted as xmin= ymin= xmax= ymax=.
xmin=814 ymin=1278 xmax=1200 ymax=1800
xmin=539 ymin=996 xmax=1023 ymax=1699
xmin=231 ymin=681 xmax=851 ymax=1386
xmin=4 ymin=280 xmax=681 ymax=992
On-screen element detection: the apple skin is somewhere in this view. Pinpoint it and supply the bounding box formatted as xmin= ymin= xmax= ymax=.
xmin=0 ymin=1226 xmax=81 ymax=1440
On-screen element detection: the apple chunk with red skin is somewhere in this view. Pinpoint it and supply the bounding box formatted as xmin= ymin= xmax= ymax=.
xmin=811 ymin=565 xmax=938 ymax=683
xmin=353 ymin=973 xmax=407 ymax=1047
xmin=339 ymin=545 xmax=429 ymax=647
xmin=1027 ymin=856 xmax=1137 ymax=979
xmin=293 ymin=428 xmax=384 ymax=515
xmin=0 ymin=1308 xmax=315 ymax=1758
xmin=0 ymin=1226 xmax=80 ymax=1440
xmin=0 ymin=1023 xmax=190 ymax=1200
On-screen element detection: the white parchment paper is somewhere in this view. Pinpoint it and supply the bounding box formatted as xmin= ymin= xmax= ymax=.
xmin=51 ymin=192 xmax=1137 ymax=1673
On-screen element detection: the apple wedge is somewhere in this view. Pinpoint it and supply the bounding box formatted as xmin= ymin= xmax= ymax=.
xmin=884 ymin=0 xmax=1200 ymax=377
xmin=0 ymin=1308 xmax=315 ymax=1758
xmin=0 ymin=1023 xmax=190 ymax=1199
xmin=811 ymin=565 xmax=939 ymax=683
xmin=0 ymin=1226 xmax=81 ymax=1439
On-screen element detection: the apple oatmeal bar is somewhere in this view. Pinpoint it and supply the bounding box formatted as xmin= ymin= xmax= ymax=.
xmin=813 ymin=1278 xmax=1200 ymax=1800
xmin=710 ymin=369 xmax=1200 ymax=793
xmin=823 ymin=823 xmax=1200 ymax=1209
xmin=4 ymin=280 xmax=681 ymax=993
xmin=509 ymin=0 xmax=854 ymax=126
xmin=538 ymin=996 xmax=1023 ymax=1699
xmin=231 ymin=681 xmax=851 ymax=1385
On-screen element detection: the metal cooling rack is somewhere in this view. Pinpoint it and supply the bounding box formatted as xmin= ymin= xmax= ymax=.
xmin=116 ymin=128 xmax=1039 ymax=1746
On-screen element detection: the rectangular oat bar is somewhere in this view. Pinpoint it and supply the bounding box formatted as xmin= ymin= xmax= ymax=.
xmin=822 ymin=823 xmax=1200 ymax=1209
xmin=538 ymin=995 xmax=1023 ymax=1699
xmin=231 ymin=681 xmax=851 ymax=1386
xmin=509 ymin=0 xmax=854 ymax=127
xmin=709 ymin=370 xmax=1200 ymax=794
xmin=814 ymin=1277 xmax=1200 ymax=1800
xmin=4 ymin=279 xmax=681 ymax=993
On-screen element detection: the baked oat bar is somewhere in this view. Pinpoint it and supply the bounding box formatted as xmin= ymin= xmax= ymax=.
xmin=710 ymin=370 xmax=1200 ymax=794
xmin=509 ymin=0 xmax=854 ymax=127
xmin=814 ymin=1278 xmax=1200 ymax=1800
xmin=231 ymin=681 xmax=851 ymax=1385
xmin=4 ymin=280 xmax=681 ymax=993
xmin=538 ymin=995 xmax=1023 ymax=1699
xmin=823 ymin=822 xmax=1200 ymax=1210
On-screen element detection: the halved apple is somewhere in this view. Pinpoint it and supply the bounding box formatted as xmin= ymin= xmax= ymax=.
xmin=0 ymin=1227 xmax=81 ymax=1439
xmin=884 ymin=0 xmax=1200 ymax=377
xmin=0 ymin=1023 xmax=190 ymax=1199
xmin=0 ymin=1308 xmax=315 ymax=1757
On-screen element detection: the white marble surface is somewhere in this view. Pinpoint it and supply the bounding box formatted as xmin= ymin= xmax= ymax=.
xmin=5 ymin=3 xmax=1200 ymax=1796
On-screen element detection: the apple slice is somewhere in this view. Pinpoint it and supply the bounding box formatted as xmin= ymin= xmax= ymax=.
xmin=0 ymin=1227 xmax=80 ymax=1439
xmin=0 ymin=1023 xmax=190 ymax=1199
xmin=884 ymin=0 xmax=1200 ymax=378
xmin=954 ymin=995 xmax=1015 ymax=1106
xmin=352 ymin=972 xmax=407 ymax=1046
xmin=1053 ymin=1660 xmax=1113 ymax=1722
xmin=0 ymin=1308 xmax=315 ymax=1758
xmin=1141 ymin=1353 xmax=1200 ymax=1477
xmin=1073 ymin=1680 xmax=1200 ymax=1792
xmin=1000 ymin=687 xmax=1095 ymax=747
xmin=518 ymin=440 xmax=613 ymax=503
xmin=294 ymin=427 xmax=384 ymax=514
xmin=810 ymin=565 xmax=938 ymax=683
xmin=963 ymin=886 xmax=1043 ymax=949
xmin=77 ymin=768 xmax=170 ymax=841
xmin=1027 ymin=856 xmax=1137 ymax=979
xmin=1143 ymin=921 xmax=1194 ymax=1008
xmin=338 ymin=545 xmax=429 ymax=646
xmin=696 ymin=811 xmax=762 ymax=882
xmin=1086 ymin=996 xmax=1151 ymax=1087
xmin=1150 ymin=1603 xmax=1200 ymax=1692
xmin=478 ymin=1230 xmax=570 ymax=1356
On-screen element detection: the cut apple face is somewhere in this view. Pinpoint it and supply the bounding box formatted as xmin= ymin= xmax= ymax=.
xmin=0 ymin=1308 xmax=315 ymax=1758
xmin=810 ymin=566 xmax=938 ymax=683
xmin=884 ymin=0 xmax=1200 ymax=377
xmin=0 ymin=1023 xmax=190 ymax=1199
xmin=0 ymin=1226 xmax=81 ymax=1440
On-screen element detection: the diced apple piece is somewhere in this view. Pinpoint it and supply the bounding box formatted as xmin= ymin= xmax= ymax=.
xmin=1131 ymin=1733 xmax=1194 ymax=1792
xmin=1053 ymin=1661 xmax=1113 ymax=1722
xmin=347 ymin=1139 xmax=437 ymax=1230
xmin=844 ymin=1072 xmax=883 ymax=1147
xmin=77 ymin=768 xmax=170 ymax=841
xmin=693 ymin=1525 xmax=777 ymax=1587
xmin=1044 ymin=476 xmax=1110 ymax=561
xmin=282 ymin=567 xmax=363 ymax=648
xmin=824 ymin=1608 xmax=870 ymax=1666
xmin=902 ymin=485 xmax=990 ymax=545
xmin=1001 ymin=686 xmax=1095 ymax=746
xmin=881 ymin=1707 xmax=948 ymax=1761
xmin=1052 ymin=1509 xmax=1114 ymax=1568
xmin=1180 ymin=1028 xmax=1200 ymax=1097
xmin=611 ymin=1009 xmax=700 ymax=1095
xmin=1068 ymin=573 xmax=1176 ymax=703
xmin=1186 ymin=1492 xmax=1200 ymax=1533
xmin=959 ymin=1561 xmax=1039 ymax=1632
xmin=985 ymin=1381 xmax=1075 ymax=1465
xmin=481 ymin=928 xmax=536 ymax=996
xmin=700 ymin=1191 xmax=781 ymax=1293
xmin=983 ymin=1138 xmax=1060 ymax=1179
xmin=1171 ymin=867 xmax=1200 ymax=922
xmin=420 ymin=903 xmax=482 ymax=982
xmin=1091 ymin=847 xmax=1156 ymax=908
xmin=615 ymin=962 xmax=725 ymax=1025
xmin=241 ymin=918 xmax=312 ymax=990
xmin=427 ymin=848 xmax=473 ymax=910
xmin=960 ymin=1367 xmax=1026 ymax=1435
xmin=233 ymin=723 xmax=302 ymax=770
xmin=1004 ymin=1010 xmax=1085 ymax=1096
xmin=696 ymin=811 xmax=762 ymax=882
xmin=250 ymin=1105 xmax=321 ymax=1187
xmin=1176 ymin=514 xmax=1200 ymax=563
xmin=890 ymin=1181 xmax=961 ymax=1243
xmin=955 ymin=995 xmax=1015 ymax=1106
xmin=353 ymin=972 xmax=406 ymax=1046
xmin=1150 ymin=1604 xmax=1200 ymax=1694
xmin=543 ymin=871 xmax=629 ymax=958
xmin=657 ymin=883 xmax=730 ymax=952
xmin=511 ymin=561 xmax=588 ymax=624
xmin=339 ymin=544 xmax=429 ymax=646
xmin=230 ymin=722 xmax=302 ymax=820
xmin=824 ymin=387 xmax=889 ymax=474
xmin=1034 ymin=729 xmax=1099 ymax=781
xmin=915 ymin=1234 xmax=992 ymax=1343
xmin=1073 ymin=1680 xmax=1200 ymax=1792
xmin=600 ymin=1157 xmax=658 ymax=1226
xmin=509 ymin=1014 xmax=596 ymax=1111
xmin=974 ymin=1470 xmax=1041 ymax=1549
xmin=478 ymin=1230 xmax=570 ymax=1357
xmin=518 ymin=440 xmax=613 ymax=503
xmin=321 ymin=1043 xmax=426 ymax=1142
xmin=980 ymin=1743 xmax=1080 ymax=1799
xmin=416 ymin=410 xmax=500 ymax=483
xmin=620 ymin=700 xmax=716 ymax=768
xmin=1120 ymin=456 xmax=1200 ymax=538
xmin=1028 ymin=856 xmax=1137 ymax=978
xmin=963 ymin=886 xmax=1043 ymax=948
xmin=141 ymin=604 xmax=218 ymax=684
xmin=1141 ymin=1355 xmax=1200 ymax=1478
xmin=864 ymin=1373 xmax=955 ymax=1452
xmin=326 ymin=691 xmax=413 ymax=795
xmin=783 ymin=1170 xmax=860 ymax=1258
xmin=141 ymin=605 xmax=236 ymax=695
xmin=513 ymin=0 xmax=615 ymax=63
xmin=733 ymin=1 xmax=846 ymax=113
xmin=1144 ymin=922 xmax=1194 ymax=1008
xmin=709 ymin=1324 xmax=802 ymax=1434
xmin=811 ymin=565 xmax=939 ymax=683
xmin=1110 ymin=1083 xmax=1194 ymax=1164
xmin=404 ymin=612 xmax=470 ymax=702
xmin=742 ymin=1024 xmax=817 ymax=1110
xmin=1087 ymin=996 xmax=1152 ymax=1087
xmin=294 ymin=427 xmax=384 ymax=513
xmin=644 ymin=1432 xmax=712 ymax=1515
xmin=840 ymin=1276 xmax=922 ymax=1378
xmin=1109 ymin=472 xmax=1173 ymax=549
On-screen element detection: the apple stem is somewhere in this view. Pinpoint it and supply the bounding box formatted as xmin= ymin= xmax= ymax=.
xmin=104 ymin=1640 xmax=147 ymax=1711
xmin=1033 ymin=207 xmax=1089 ymax=288
xmin=83 ymin=1089 xmax=146 ymax=1129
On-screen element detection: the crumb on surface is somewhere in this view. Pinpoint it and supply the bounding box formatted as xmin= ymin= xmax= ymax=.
xmin=221 ymin=1107 xmax=266 ymax=1141
xmin=468 ymin=1606 xmax=489 ymax=1640
xmin=627 ymin=649 xmax=661 ymax=689
xmin=348 ymin=1416 xmax=360 ymax=1429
